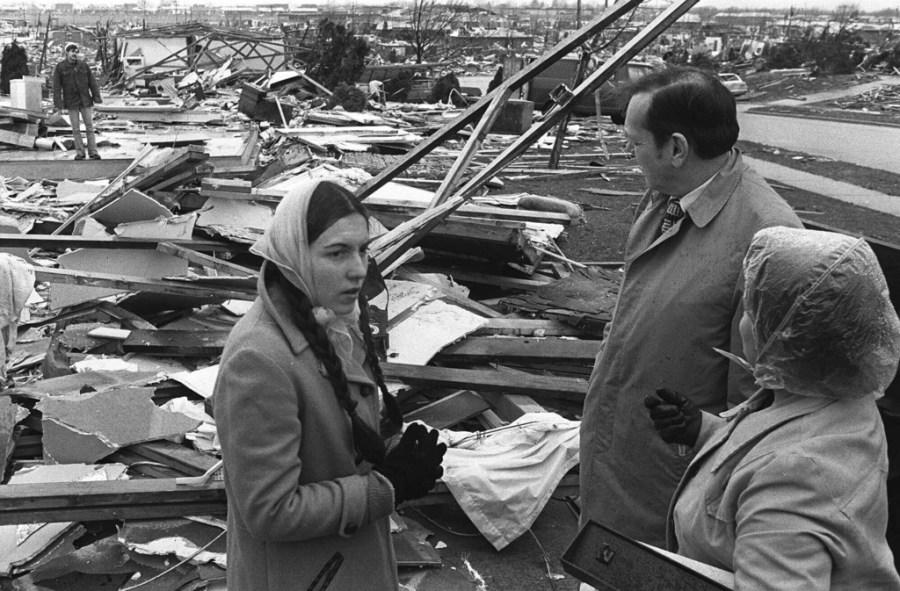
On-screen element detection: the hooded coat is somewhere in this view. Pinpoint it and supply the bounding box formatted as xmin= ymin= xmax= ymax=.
xmin=213 ymin=180 xmax=398 ymax=591
xmin=669 ymin=228 xmax=900 ymax=590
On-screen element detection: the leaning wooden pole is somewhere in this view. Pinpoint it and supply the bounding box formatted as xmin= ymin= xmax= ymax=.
xmin=355 ymin=0 xmax=643 ymax=201
xmin=369 ymin=0 xmax=701 ymax=269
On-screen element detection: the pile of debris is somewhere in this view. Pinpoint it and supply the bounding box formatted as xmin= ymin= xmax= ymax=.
xmin=0 ymin=0 xmax=703 ymax=586
xmin=830 ymin=83 xmax=900 ymax=113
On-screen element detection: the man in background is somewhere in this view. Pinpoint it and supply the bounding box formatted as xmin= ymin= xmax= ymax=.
xmin=53 ymin=42 xmax=102 ymax=160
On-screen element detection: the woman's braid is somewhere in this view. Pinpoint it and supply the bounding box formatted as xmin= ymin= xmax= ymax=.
xmin=268 ymin=264 xmax=386 ymax=464
xmin=357 ymin=289 xmax=402 ymax=435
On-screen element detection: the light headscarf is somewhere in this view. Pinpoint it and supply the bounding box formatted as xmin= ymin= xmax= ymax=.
xmin=250 ymin=179 xmax=364 ymax=358
xmin=728 ymin=227 xmax=900 ymax=400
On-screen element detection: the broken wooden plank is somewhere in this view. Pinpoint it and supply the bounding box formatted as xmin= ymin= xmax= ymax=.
xmin=435 ymin=336 xmax=602 ymax=363
xmin=156 ymin=242 xmax=257 ymax=276
xmin=472 ymin=318 xmax=585 ymax=337
xmin=34 ymin=268 xmax=256 ymax=301
xmin=355 ymin=0 xmax=643 ymax=199
xmin=121 ymin=329 xmax=231 ymax=356
xmin=0 ymin=234 xmax=240 ymax=253
xmin=382 ymin=363 xmax=587 ymax=401
xmin=404 ymin=390 xmax=491 ymax=429
xmin=0 ymin=479 xmax=226 ymax=525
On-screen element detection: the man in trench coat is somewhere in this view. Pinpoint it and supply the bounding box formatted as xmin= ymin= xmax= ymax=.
xmin=578 ymin=67 xmax=802 ymax=554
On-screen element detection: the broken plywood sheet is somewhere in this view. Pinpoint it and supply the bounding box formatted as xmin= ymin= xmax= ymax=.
xmin=195 ymin=197 xmax=274 ymax=244
xmin=169 ymin=364 xmax=219 ymax=399
xmin=387 ymin=300 xmax=487 ymax=365
xmin=55 ymin=180 xmax=107 ymax=206
xmin=91 ymin=189 xmax=171 ymax=227
xmin=370 ymin=279 xmax=440 ymax=322
xmin=50 ymin=248 xmax=189 ymax=309
xmin=0 ymin=463 xmax=128 ymax=576
xmin=114 ymin=212 xmax=196 ymax=240
xmin=37 ymin=387 xmax=201 ymax=464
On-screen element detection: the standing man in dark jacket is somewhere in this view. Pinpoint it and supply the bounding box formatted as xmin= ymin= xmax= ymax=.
xmin=53 ymin=42 xmax=102 ymax=160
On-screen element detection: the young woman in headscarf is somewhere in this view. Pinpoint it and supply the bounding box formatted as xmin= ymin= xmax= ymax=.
xmin=213 ymin=179 xmax=446 ymax=591
xmin=645 ymin=226 xmax=900 ymax=590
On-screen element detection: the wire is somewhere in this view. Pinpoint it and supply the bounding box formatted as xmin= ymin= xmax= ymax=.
xmin=120 ymin=528 xmax=226 ymax=591
xmin=527 ymin=528 xmax=560 ymax=591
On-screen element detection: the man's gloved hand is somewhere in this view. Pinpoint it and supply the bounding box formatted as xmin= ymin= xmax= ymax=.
xmin=644 ymin=388 xmax=702 ymax=447
xmin=374 ymin=422 xmax=447 ymax=506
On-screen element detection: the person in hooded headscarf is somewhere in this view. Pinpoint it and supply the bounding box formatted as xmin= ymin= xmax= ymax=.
xmin=213 ymin=179 xmax=446 ymax=591
xmin=644 ymin=226 xmax=900 ymax=590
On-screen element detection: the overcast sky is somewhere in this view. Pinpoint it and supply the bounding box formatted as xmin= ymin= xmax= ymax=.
xmin=59 ymin=0 xmax=900 ymax=11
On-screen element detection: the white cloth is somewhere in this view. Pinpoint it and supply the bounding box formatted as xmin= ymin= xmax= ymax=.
xmin=0 ymin=254 xmax=34 ymax=380
xmin=440 ymin=412 xmax=579 ymax=550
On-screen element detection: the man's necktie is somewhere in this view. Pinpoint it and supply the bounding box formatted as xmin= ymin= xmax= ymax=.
xmin=659 ymin=196 xmax=684 ymax=235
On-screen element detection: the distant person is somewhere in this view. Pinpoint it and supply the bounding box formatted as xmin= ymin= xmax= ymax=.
xmin=646 ymin=226 xmax=900 ymax=590
xmin=577 ymin=66 xmax=802 ymax=557
xmin=52 ymin=42 xmax=102 ymax=160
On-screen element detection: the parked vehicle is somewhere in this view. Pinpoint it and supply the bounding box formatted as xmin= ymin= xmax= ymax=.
xmin=528 ymin=57 xmax=657 ymax=123
xmin=718 ymin=72 xmax=748 ymax=97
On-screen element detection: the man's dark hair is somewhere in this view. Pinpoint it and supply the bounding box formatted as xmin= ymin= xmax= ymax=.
xmin=625 ymin=66 xmax=738 ymax=160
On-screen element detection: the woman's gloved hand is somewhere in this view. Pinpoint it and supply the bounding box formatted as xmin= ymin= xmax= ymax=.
xmin=374 ymin=423 xmax=447 ymax=505
xmin=643 ymin=388 xmax=702 ymax=447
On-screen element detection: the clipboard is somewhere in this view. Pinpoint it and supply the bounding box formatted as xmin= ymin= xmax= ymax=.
xmin=561 ymin=520 xmax=732 ymax=590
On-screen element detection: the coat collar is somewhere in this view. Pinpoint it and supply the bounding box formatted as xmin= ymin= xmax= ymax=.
xmin=627 ymin=149 xmax=747 ymax=260
xmin=699 ymin=390 xmax=835 ymax=474
xmin=680 ymin=149 xmax=743 ymax=230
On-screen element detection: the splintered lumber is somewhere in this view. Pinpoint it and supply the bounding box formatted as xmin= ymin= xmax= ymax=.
xmin=0 ymin=479 xmax=226 ymax=525
xmin=472 ymin=318 xmax=585 ymax=337
xmin=125 ymin=146 xmax=209 ymax=194
xmin=435 ymin=336 xmax=602 ymax=363
xmin=34 ymin=268 xmax=256 ymax=301
xmin=51 ymin=144 xmax=156 ymax=236
xmin=0 ymin=234 xmax=241 ymax=253
xmin=405 ymin=390 xmax=492 ymax=429
xmin=354 ymin=0 xmax=643 ymax=200
xmin=122 ymin=329 xmax=231 ymax=356
xmin=365 ymin=200 xmax=572 ymax=225
xmin=368 ymin=0 xmax=699 ymax=269
xmin=382 ymin=363 xmax=587 ymax=402
xmin=156 ymin=242 xmax=257 ymax=276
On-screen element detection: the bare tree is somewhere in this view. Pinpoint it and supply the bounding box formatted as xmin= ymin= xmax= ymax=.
xmin=406 ymin=0 xmax=466 ymax=64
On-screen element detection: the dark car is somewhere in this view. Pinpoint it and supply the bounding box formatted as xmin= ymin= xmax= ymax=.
xmin=528 ymin=58 xmax=657 ymax=123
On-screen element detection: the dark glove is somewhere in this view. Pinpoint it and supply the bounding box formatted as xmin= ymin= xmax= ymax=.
xmin=374 ymin=423 xmax=447 ymax=505
xmin=644 ymin=388 xmax=702 ymax=447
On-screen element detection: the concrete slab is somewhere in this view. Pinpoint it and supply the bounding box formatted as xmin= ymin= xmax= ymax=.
xmin=744 ymin=155 xmax=900 ymax=219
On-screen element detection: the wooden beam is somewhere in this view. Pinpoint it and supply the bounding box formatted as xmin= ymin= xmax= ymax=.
xmin=404 ymin=390 xmax=491 ymax=429
xmin=473 ymin=318 xmax=585 ymax=337
xmin=370 ymin=0 xmax=700 ymax=268
xmin=354 ymin=0 xmax=643 ymax=200
xmin=382 ymin=363 xmax=587 ymax=401
xmin=0 ymin=234 xmax=242 ymax=253
xmin=436 ymin=336 xmax=602 ymax=362
xmin=0 ymin=478 xmax=226 ymax=525
xmin=121 ymin=329 xmax=231 ymax=356
xmin=34 ymin=268 xmax=256 ymax=301
xmin=156 ymin=242 xmax=258 ymax=276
